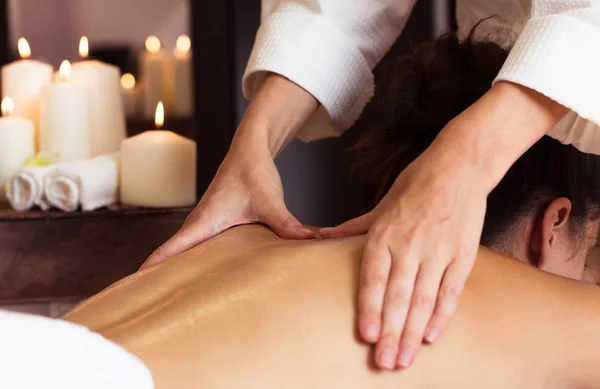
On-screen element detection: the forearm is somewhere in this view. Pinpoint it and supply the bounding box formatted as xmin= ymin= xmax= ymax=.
xmin=423 ymin=81 xmax=569 ymax=194
xmin=234 ymin=73 xmax=318 ymax=157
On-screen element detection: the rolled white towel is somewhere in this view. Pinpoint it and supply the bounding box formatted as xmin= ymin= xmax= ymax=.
xmin=45 ymin=153 xmax=121 ymax=212
xmin=6 ymin=165 xmax=56 ymax=211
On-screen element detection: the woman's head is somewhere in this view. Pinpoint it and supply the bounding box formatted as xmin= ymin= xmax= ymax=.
xmin=351 ymin=29 xmax=600 ymax=280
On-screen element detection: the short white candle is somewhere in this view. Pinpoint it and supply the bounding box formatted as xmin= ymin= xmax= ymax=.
xmin=121 ymin=101 xmax=196 ymax=208
xmin=69 ymin=36 xmax=127 ymax=156
xmin=1 ymin=38 xmax=53 ymax=149
xmin=121 ymin=73 xmax=138 ymax=117
xmin=39 ymin=60 xmax=92 ymax=162
xmin=173 ymin=35 xmax=193 ymax=118
xmin=0 ymin=97 xmax=35 ymax=203
xmin=139 ymin=36 xmax=174 ymax=119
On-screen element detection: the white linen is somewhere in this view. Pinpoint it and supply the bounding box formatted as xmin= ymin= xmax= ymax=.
xmin=45 ymin=153 xmax=120 ymax=212
xmin=0 ymin=310 xmax=153 ymax=389
xmin=245 ymin=0 xmax=600 ymax=153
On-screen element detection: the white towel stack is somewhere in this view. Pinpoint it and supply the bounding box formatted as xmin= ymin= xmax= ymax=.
xmin=5 ymin=153 xmax=120 ymax=212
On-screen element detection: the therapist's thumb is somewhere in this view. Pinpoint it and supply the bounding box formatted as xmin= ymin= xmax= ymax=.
xmin=141 ymin=219 xmax=219 ymax=270
xmin=259 ymin=200 xmax=314 ymax=240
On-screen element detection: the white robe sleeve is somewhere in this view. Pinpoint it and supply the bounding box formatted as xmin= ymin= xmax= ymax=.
xmin=495 ymin=0 xmax=600 ymax=154
xmin=0 ymin=310 xmax=154 ymax=389
xmin=242 ymin=0 xmax=417 ymax=142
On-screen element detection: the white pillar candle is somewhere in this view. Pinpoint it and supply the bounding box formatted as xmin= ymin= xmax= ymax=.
xmin=139 ymin=36 xmax=174 ymax=119
xmin=173 ymin=35 xmax=193 ymax=118
xmin=39 ymin=60 xmax=92 ymax=162
xmin=121 ymin=102 xmax=196 ymax=208
xmin=121 ymin=73 xmax=138 ymax=117
xmin=69 ymin=37 xmax=127 ymax=156
xmin=0 ymin=97 xmax=35 ymax=203
xmin=1 ymin=38 xmax=53 ymax=149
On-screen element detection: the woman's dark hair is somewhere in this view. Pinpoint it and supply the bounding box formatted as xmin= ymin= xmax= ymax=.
xmin=351 ymin=28 xmax=600 ymax=249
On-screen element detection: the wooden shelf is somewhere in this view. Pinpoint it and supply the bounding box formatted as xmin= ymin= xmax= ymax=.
xmin=0 ymin=204 xmax=191 ymax=303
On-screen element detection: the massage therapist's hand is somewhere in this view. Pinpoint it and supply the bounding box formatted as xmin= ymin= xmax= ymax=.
xmin=321 ymin=82 xmax=569 ymax=369
xmin=142 ymin=74 xmax=318 ymax=269
xmin=323 ymin=147 xmax=486 ymax=369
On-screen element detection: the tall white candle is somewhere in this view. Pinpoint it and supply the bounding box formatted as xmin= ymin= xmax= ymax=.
xmin=121 ymin=102 xmax=196 ymax=208
xmin=1 ymin=38 xmax=53 ymax=149
xmin=0 ymin=97 xmax=35 ymax=203
xmin=139 ymin=36 xmax=174 ymax=119
xmin=173 ymin=35 xmax=193 ymax=118
xmin=70 ymin=36 xmax=126 ymax=156
xmin=39 ymin=60 xmax=92 ymax=162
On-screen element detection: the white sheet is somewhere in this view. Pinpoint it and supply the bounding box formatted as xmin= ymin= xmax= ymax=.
xmin=0 ymin=310 xmax=153 ymax=388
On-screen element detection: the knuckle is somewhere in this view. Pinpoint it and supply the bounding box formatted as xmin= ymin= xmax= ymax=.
xmin=368 ymin=224 xmax=392 ymax=245
xmin=412 ymin=293 xmax=436 ymax=310
xmin=400 ymin=328 xmax=422 ymax=345
xmin=386 ymin=288 xmax=411 ymax=307
xmin=361 ymin=269 xmax=388 ymax=288
xmin=279 ymin=215 xmax=296 ymax=228
xmin=439 ymin=285 xmax=462 ymax=302
xmin=359 ymin=308 xmax=381 ymax=323
xmin=380 ymin=331 xmax=401 ymax=344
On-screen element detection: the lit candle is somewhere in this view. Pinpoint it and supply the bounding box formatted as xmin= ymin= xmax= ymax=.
xmin=1 ymin=38 xmax=53 ymax=150
xmin=121 ymin=73 xmax=138 ymax=117
xmin=0 ymin=97 xmax=35 ymax=203
xmin=139 ymin=35 xmax=174 ymax=119
xmin=173 ymin=35 xmax=193 ymax=118
xmin=39 ymin=60 xmax=92 ymax=162
xmin=121 ymin=101 xmax=196 ymax=208
xmin=69 ymin=36 xmax=126 ymax=156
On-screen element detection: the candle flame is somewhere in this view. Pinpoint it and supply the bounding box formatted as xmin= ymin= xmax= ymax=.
xmin=59 ymin=60 xmax=71 ymax=82
xmin=120 ymin=73 xmax=136 ymax=90
xmin=174 ymin=35 xmax=191 ymax=58
xmin=1 ymin=97 xmax=14 ymax=116
xmin=155 ymin=101 xmax=164 ymax=128
xmin=79 ymin=36 xmax=89 ymax=59
xmin=145 ymin=35 xmax=161 ymax=54
xmin=18 ymin=38 xmax=31 ymax=59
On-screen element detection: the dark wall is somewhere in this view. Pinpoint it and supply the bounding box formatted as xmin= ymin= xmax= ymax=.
xmin=193 ymin=0 xmax=439 ymax=227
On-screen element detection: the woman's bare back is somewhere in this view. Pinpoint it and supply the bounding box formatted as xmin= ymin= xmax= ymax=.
xmin=63 ymin=225 xmax=600 ymax=389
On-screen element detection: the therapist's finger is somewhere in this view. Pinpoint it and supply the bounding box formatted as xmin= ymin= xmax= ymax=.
xmin=259 ymin=198 xmax=315 ymax=240
xmin=423 ymin=260 xmax=469 ymax=344
xmin=397 ymin=262 xmax=445 ymax=368
xmin=358 ymin=240 xmax=391 ymax=344
xmin=375 ymin=248 xmax=418 ymax=370
xmin=320 ymin=212 xmax=375 ymax=239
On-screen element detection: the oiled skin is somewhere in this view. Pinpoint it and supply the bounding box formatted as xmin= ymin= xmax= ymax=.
xmin=63 ymin=225 xmax=600 ymax=389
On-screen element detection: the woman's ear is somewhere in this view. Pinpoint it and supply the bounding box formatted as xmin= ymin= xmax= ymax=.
xmin=530 ymin=197 xmax=572 ymax=268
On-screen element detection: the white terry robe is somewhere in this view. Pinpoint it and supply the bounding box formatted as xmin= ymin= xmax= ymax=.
xmin=244 ymin=0 xmax=600 ymax=154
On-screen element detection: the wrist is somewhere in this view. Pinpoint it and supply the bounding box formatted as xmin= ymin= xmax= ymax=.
xmin=424 ymin=82 xmax=568 ymax=194
xmin=235 ymin=73 xmax=319 ymax=158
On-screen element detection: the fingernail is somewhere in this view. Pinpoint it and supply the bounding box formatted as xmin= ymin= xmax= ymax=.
xmin=378 ymin=349 xmax=395 ymax=369
xmin=397 ymin=348 xmax=416 ymax=368
xmin=425 ymin=327 xmax=440 ymax=343
xmin=363 ymin=324 xmax=379 ymax=342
